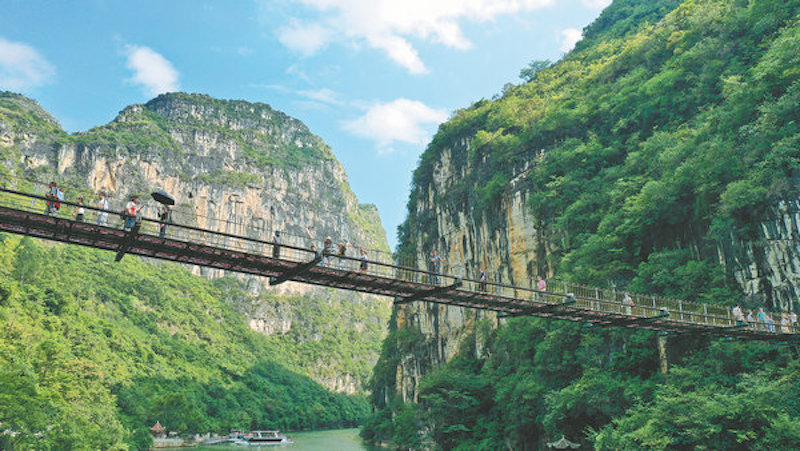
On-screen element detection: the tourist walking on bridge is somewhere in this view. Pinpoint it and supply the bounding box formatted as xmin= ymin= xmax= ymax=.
xmin=478 ymin=268 xmax=487 ymax=292
xmin=158 ymin=204 xmax=172 ymax=238
xmin=781 ymin=314 xmax=790 ymax=333
xmin=44 ymin=181 xmax=60 ymax=216
xmin=95 ymin=192 xmax=109 ymax=226
xmin=272 ymin=230 xmax=281 ymax=258
xmin=757 ymin=308 xmax=767 ymax=330
xmin=733 ymin=304 xmax=745 ymax=326
xmin=359 ymin=248 xmax=368 ymax=273
xmin=74 ymin=196 xmax=85 ymax=222
xmin=623 ymin=293 xmax=634 ymax=315
xmin=124 ymin=196 xmax=140 ymax=231
xmin=337 ymin=242 xmax=347 ymax=269
xmin=322 ymin=237 xmax=332 ymax=266
xmin=429 ymin=250 xmax=442 ymax=286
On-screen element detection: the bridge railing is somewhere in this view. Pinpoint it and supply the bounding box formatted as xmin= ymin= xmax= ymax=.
xmin=0 ymin=182 xmax=462 ymax=290
xmin=1 ymin=180 xmax=798 ymax=335
xmin=0 ymin=173 xmax=405 ymax=267
xmin=545 ymin=280 xmax=736 ymax=327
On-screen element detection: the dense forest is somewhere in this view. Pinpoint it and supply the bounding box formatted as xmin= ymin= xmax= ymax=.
xmin=0 ymin=236 xmax=367 ymax=450
xmin=365 ymin=0 xmax=800 ymax=448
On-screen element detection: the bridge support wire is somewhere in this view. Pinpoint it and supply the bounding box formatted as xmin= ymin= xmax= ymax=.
xmin=498 ymin=295 xmax=577 ymax=318
xmin=269 ymin=254 xmax=324 ymax=286
xmin=394 ymin=278 xmax=463 ymax=306
xmin=589 ymin=309 xmax=670 ymax=328
xmin=114 ymin=223 xmax=141 ymax=262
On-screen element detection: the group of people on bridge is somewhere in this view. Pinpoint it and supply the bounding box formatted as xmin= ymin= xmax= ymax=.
xmin=43 ymin=182 xmax=173 ymax=237
xmin=34 ymin=181 xmax=800 ymax=334
xmin=315 ymin=236 xmax=369 ymax=273
xmin=733 ymin=304 xmax=798 ymax=333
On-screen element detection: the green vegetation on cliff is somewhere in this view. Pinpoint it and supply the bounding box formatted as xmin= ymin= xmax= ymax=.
xmin=0 ymin=236 xmax=367 ymax=450
xmin=401 ymin=0 xmax=799 ymax=297
xmin=366 ymin=318 xmax=800 ymax=449
xmin=369 ymin=0 xmax=800 ymax=448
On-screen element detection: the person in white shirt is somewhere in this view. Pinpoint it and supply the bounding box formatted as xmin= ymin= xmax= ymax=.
xmin=733 ymin=304 xmax=745 ymax=326
xmin=95 ymin=193 xmax=110 ymax=226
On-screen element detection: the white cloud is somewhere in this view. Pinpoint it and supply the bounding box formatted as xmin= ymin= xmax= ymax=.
xmin=297 ymin=88 xmax=343 ymax=105
xmin=343 ymin=98 xmax=448 ymax=151
xmin=275 ymin=0 xmax=555 ymax=73
xmin=0 ymin=37 xmax=55 ymax=90
xmin=581 ymin=0 xmax=612 ymax=9
xmin=124 ymin=45 xmax=180 ymax=97
xmin=559 ymin=28 xmax=582 ymax=53
xmin=278 ymin=20 xmax=332 ymax=56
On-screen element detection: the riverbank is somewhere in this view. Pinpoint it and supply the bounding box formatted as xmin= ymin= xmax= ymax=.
xmin=195 ymin=428 xmax=377 ymax=450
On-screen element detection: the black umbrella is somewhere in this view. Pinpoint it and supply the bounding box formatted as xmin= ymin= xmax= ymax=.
xmin=151 ymin=190 xmax=175 ymax=206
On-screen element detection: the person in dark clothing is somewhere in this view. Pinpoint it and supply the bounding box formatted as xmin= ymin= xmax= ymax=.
xmin=478 ymin=268 xmax=487 ymax=292
xmin=337 ymin=243 xmax=347 ymax=269
xmin=74 ymin=196 xmax=85 ymax=222
xmin=359 ymin=248 xmax=368 ymax=273
xmin=158 ymin=204 xmax=172 ymax=238
xmin=44 ymin=182 xmax=58 ymax=216
xmin=272 ymin=230 xmax=281 ymax=258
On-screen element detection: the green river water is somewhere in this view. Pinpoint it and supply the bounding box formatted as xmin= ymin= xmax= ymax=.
xmin=196 ymin=428 xmax=378 ymax=450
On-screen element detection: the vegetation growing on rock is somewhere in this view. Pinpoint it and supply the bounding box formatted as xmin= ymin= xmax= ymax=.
xmin=366 ymin=0 xmax=800 ymax=448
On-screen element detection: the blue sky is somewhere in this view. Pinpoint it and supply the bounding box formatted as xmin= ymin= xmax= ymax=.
xmin=1 ymin=0 xmax=609 ymax=249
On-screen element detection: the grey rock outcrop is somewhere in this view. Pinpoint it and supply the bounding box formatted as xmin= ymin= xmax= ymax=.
xmin=0 ymin=91 xmax=391 ymax=394
xmin=393 ymin=136 xmax=800 ymax=403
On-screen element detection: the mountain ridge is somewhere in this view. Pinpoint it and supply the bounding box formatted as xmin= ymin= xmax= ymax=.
xmin=1 ymin=91 xmax=391 ymax=398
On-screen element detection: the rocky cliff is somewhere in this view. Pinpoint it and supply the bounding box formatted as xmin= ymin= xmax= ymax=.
xmin=378 ymin=0 xmax=800 ymax=411
xmin=0 ymin=91 xmax=391 ymax=393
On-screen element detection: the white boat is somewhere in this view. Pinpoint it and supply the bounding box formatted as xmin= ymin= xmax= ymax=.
xmin=235 ymin=430 xmax=293 ymax=445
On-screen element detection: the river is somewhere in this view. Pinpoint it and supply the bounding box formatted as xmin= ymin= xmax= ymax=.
xmin=196 ymin=428 xmax=378 ymax=450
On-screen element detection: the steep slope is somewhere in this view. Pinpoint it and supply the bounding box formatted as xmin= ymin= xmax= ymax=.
xmin=0 ymin=92 xmax=391 ymax=393
xmin=366 ymin=0 xmax=800 ymax=448
xmin=0 ymin=236 xmax=366 ymax=450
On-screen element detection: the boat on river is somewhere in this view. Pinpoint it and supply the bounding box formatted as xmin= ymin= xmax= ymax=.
xmin=235 ymin=430 xmax=293 ymax=445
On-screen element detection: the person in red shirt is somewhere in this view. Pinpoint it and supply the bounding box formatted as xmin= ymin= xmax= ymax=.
xmin=124 ymin=196 xmax=140 ymax=230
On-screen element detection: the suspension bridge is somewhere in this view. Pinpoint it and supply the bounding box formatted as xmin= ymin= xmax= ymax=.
xmin=0 ymin=182 xmax=796 ymax=343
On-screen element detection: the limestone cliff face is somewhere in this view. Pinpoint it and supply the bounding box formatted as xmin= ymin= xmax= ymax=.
xmin=394 ymin=142 xmax=548 ymax=402
xmin=717 ymin=200 xmax=800 ymax=312
xmin=0 ymin=91 xmax=391 ymax=394
xmin=392 ymin=135 xmax=800 ymax=403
